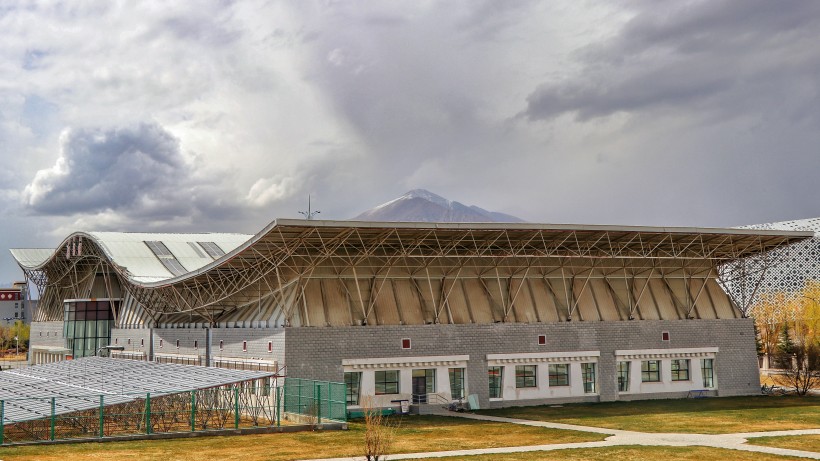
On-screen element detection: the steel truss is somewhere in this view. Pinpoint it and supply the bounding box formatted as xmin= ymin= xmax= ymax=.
xmin=19 ymin=222 xmax=810 ymax=325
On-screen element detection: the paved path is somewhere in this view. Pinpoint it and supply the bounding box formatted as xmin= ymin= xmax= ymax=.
xmin=299 ymin=410 xmax=820 ymax=461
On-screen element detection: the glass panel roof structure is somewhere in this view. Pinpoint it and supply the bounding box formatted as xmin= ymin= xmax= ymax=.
xmin=0 ymin=357 xmax=273 ymax=424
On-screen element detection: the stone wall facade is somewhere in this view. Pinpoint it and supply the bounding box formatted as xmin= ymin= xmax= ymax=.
xmin=284 ymin=318 xmax=759 ymax=407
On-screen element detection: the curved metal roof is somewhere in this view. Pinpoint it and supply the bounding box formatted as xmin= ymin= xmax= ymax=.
xmin=10 ymin=219 xmax=813 ymax=288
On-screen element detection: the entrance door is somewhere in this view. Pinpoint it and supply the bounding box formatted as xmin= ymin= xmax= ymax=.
xmin=412 ymin=376 xmax=427 ymax=403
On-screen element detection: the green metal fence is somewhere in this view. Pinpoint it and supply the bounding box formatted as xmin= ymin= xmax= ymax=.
xmin=0 ymin=378 xmax=345 ymax=445
xmin=282 ymin=378 xmax=347 ymax=423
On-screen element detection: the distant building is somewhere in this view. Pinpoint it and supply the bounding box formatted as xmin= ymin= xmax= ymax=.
xmin=11 ymin=220 xmax=810 ymax=408
xmin=0 ymin=282 xmax=32 ymax=326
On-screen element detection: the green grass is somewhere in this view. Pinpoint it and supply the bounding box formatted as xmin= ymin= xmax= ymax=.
xmin=478 ymin=395 xmax=820 ymax=434
xmin=0 ymin=415 xmax=604 ymax=461
xmin=748 ymin=434 xmax=820 ymax=453
xmin=403 ymin=445 xmax=807 ymax=461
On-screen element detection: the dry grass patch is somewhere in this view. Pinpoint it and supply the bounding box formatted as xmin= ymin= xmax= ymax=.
xmin=0 ymin=415 xmax=603 ymax=461
xmin=479 ymin=396 xmax=820 ymax=434
xmin=749 ymin=434 xmax=820 ymax=453
xmin=404 ymin=445 xmax=807 ymax=461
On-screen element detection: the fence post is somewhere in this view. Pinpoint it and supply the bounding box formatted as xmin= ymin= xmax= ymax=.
xmin=0 ymin=399 xmax=4 ymax=445
xmin=276 ymin=385 xmax=281 ymax=427
xmin=50 ymin=397 xmax=56 ymax=441
xmin=315 ymin=384 xmax=322 ymax=425
xmin=99 ymin=395 xmax=104 ymax=438
xmin=145 ymin=393 xmax=152 ymax=435
xmin=234 ymin=386 xmax=240 ymax=429
xmin=190 ymin=390 xmax=196 ymax=432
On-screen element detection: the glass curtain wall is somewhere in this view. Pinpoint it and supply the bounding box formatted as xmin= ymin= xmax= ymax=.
xmin=64 ymin=300 xmax=118 ymax=358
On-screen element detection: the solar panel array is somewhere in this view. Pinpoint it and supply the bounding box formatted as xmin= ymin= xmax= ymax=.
xmin=0 ymin=357 xmax=274 ymax=424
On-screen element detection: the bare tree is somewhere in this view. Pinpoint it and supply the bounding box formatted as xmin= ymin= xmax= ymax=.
xmin=774 ymin=345 xmax=820 ymax=395
xmin=361 ymin=397 xmax=399 ymax=461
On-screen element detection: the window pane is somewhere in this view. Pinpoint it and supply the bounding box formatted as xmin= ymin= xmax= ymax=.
xmin=548 ymin=364 xmax=569 ymax=386
xmin=641 ymin=360 xmax=661 ymax=382
xmin=375 ymin=370 xmax=399 ymax=395
xmin=617 ymin=362 xmax=630 ymax=392
xmin=515 ymin=365 xmax=537 ymax=388
xmin=582 ymin=363 xmax=596 ymax=393
xmin=671 ymin=359 xmax=690 ymax=381
xmin=449 ymin=368 xmax=465 ymax=399
xmin=488 ymin=367 xmax=503 ymax=398
xmin=345 ymin=372 xmax=361 ymax=405
xmin=701 ymin=359 xmax=714 ymax=388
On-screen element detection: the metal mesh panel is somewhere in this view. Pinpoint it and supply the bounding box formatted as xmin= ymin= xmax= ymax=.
xmin=282 ymin=378 xmax=346 ymax=423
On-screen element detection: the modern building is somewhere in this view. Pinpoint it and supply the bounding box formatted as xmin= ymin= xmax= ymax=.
xmin=10 ymin=219 xmax=811 ymax=408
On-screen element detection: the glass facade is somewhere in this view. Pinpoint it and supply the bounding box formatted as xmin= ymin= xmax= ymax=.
xmin=63 ymin=300 xmax=118 ymax=358
xmin=617 ymin=361 xmax=630 ymax=391
xmin=488 ymin=366 xmax=503 ymax=398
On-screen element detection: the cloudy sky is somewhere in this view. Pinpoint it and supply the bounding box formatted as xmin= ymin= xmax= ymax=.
xmin=1 ymin=0 xmax=819 ymax=282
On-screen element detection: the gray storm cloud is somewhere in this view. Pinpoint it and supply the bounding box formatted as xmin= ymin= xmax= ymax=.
xmin=23 ymin=123 xmax=186 ymax=215
xmin=523 ymin=1 xmax=820 ymax=123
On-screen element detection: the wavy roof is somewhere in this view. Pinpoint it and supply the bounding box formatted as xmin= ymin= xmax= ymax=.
xmin=10 ymin=219 xmax=813 ymax=287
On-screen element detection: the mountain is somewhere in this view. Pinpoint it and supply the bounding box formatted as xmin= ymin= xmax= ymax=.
xmin=352 ymin=189 xmax=525 ymax=223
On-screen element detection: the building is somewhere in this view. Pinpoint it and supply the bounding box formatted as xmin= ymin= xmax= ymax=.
xmin=10 ymin=219 xmax=811 ymax=408
xmin=0 ymin=282 xmax=32 ymax=326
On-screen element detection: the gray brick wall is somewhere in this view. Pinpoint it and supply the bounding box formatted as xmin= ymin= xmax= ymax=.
xmin=111 ymin=326 xmax=286 ymax=366
xmin=284 ymin=318 xmax=759 ymax=407
xmin=30 ymin=321 xmax=65 ymax=348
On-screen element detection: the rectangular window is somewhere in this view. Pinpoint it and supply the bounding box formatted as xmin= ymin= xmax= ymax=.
xmin=159 ymin=339 xmax=163 ymax=348
xmin=449 ymin=368 xmax=465 ymax=400
xmin=548 ymin=364 xmax=569 ymax=387
xmin=375 ymin=370 xmax=400 ymax=395
xmin=488 ymin=366 xmax=503 ymax=398
xmin=220 ymin=340 xmax=224 ymax=351
xmin=268 ymin=341 xmax=273 ymax=353
xmin=515 ymin=365 xmax=537 ymax=388
xmin=582 ymin=363 xmax=596 ymax=393
xmin=671 ymin=359 xmax=690 ymax=381
xmin=242 ymin=340 xmax=247 ymax=352
xmin=641 ymin=360 xmax=661 ymax=382
xmin=701 ymin=359 xmax=714 ymax=388
xmin=344 ymin=372 xmax=362 ymax=405
xmin=617 ymin=361 xmax=630 ymax=392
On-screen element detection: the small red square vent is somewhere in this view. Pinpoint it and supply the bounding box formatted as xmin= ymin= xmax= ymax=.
xmin=662 ymin=331 xmax=670 ymax=341
xmin=538 ymin=335 xmax=547 ymax=345
xmin=401 ymin=338 xmax=411 ymax=349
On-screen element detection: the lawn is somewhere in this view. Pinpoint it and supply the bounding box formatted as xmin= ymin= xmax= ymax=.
xmin=403 ymin=445 xmax=807 ymax=461
xmin=749 ymin=434 xmax=820 ymax=453
xmin=479 ymin=395 xmax=820 ymax=434
xmin=0 ymin=415 xmax=603 ymax=461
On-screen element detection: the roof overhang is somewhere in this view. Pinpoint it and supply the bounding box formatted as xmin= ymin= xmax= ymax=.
xmin=10 ymin=218 xmax=813 ymax=289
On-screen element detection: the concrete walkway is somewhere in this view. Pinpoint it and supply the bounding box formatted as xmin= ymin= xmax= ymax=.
xmin=299 ymin=410 xmax=820 ymax=461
